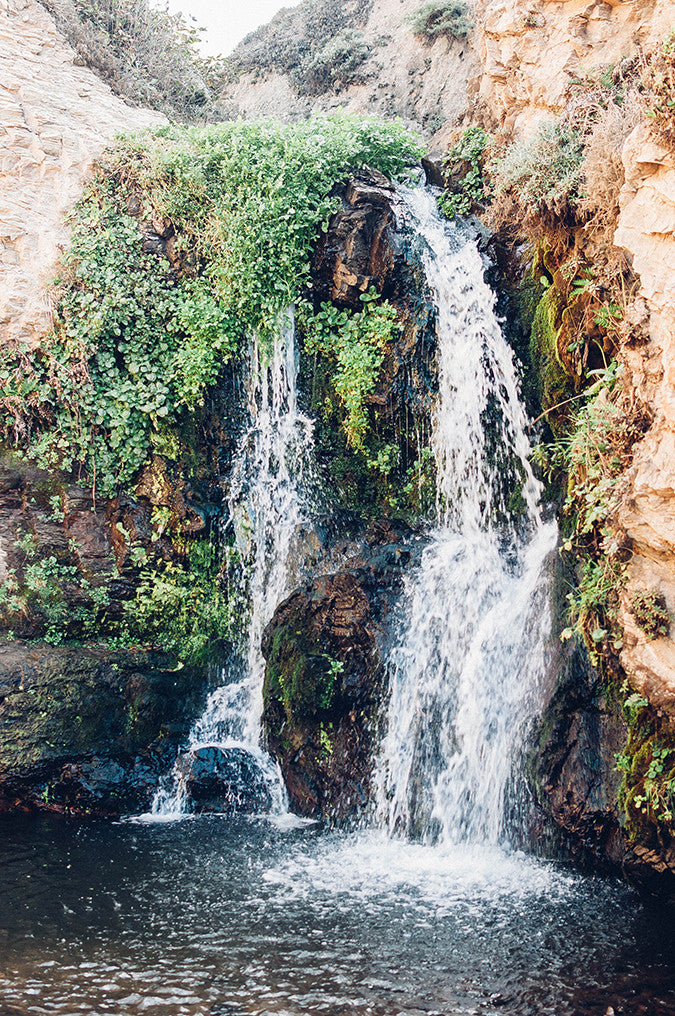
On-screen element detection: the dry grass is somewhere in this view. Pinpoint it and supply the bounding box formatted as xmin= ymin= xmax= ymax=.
xmin=643 ymin=31 xmax=675 ymax=143
xmin=578 ymin=90 xmax=644 ymax=241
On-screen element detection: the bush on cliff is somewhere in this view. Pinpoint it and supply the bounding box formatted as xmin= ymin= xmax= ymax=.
xmin=38 ymin=0 xmax=225 ymax=120
xmin=293 ymin=29 xmax=370 ymax=96
xmin=406 ymin=1 xmax=473 ymax=41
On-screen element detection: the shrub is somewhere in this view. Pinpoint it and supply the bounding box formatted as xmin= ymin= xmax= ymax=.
xmin=0 ymin=117 xmax=423 ymax=496
xmin=38 ymin=0 xmax=224 ymax=120
xmin=578 ymin=90 xmax=643 ymax=239
xmin=227 ymin=0 xmax=373 ymax=86
xmin=494 ymin=120 xmax=585 ymax=219
xmin=294 ymin=29 xmax=369 ymax=95
xmin=406 ymin=1 xmax=473 ymax=40
xmin=439 ymin=126 xmax=488 ymax=217
xmin=631 ymin=589 xmax=671 ymax=640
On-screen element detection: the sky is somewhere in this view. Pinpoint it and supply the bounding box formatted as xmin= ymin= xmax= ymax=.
xmin=166 ymin=0 xmax=302 ymax=55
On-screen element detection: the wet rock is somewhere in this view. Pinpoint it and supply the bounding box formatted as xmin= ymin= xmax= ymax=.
xmin=422 ymin=152 xmax=447 ymax=189
xmin=311 ymin=168 xmax=396 ymax=308
xmin=532 ymin=642 xmax=628 ymax=870
xmin=261 ymin=519 xmax=413 ymax=821
xmin=0 ymin=640 xmax=207 ymax=816
xmin=175 ymin=745 xmax=273 ymax=813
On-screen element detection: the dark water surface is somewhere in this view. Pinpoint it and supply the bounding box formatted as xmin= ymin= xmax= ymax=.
xmin=0 ymin=814 xmax=674 ymax=1016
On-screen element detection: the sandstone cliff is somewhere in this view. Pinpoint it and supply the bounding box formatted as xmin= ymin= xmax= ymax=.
xmin=0 ymin=0 xmax=163 ymax=349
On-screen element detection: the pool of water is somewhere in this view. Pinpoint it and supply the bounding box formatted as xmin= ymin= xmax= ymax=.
xmin=0 ymin=814 xmax=674 ymax=1016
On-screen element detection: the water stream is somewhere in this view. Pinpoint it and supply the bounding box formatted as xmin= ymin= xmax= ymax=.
xmin=152 ymin=309 xmax=315 ymax=816
xmin=374 ymin=188 xmax=557 ymax=845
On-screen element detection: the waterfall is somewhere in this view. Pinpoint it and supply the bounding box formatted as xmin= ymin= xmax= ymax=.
xmin=375 ymin=187 xmax=557 ymax=846
xmin=152 ymin=309 xmax=315 ymax=816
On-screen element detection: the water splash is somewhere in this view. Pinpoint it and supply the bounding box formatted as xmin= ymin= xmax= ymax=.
xmin=152 ymin=309 xmax=315 ymax=817
xmin=375 ymin=187 xmax=557 ymax=846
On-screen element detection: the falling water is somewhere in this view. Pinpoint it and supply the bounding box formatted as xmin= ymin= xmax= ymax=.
xmin=375 ymin=187 xmax=558 ymax=845
xmin=152 ymin=309 xmax=315 ymax=816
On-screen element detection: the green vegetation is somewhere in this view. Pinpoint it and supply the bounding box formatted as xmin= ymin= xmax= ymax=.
xmin=631 ymin=589 xmax=672 ymax=640
xmin=0 ymin=116 xmax=422 ymax=659
xmin=494 ymin=120 xmax=584 ymax=215
xmin=527 ymin=279 xmax=574 ymax=427
xmin=294 ymin=29 xmax=369 ymax=95
xmin=0 ymin=117 xmax=422 ymax=498
xmin=538 ymin=361 xmax=635 ymax=658
xmin=617 ymin=697 xmax=675 ymax=844
xmin=115 ymin=541 xmax=240 ymax=665
xmin=438 ymin=127 xmax=488 ymax=218
xmin=0 ymin=531 xmax=110 ymax=645
xmin=406 ymin=1 xmax=473 ymax=40
xmin=38 ymin=0 xmax=225 ymax=119
xmin=301 ymin=290 xmax=399 ymax=450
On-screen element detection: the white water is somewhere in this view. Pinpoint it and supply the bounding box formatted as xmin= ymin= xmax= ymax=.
xmin=375 ymin=188 xmax=557 ymax=846
xmin=152 ymin=309 xmax=315 ymax=816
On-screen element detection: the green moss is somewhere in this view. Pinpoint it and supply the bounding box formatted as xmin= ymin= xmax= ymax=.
xmin=617 ymin=702 xmax=675 ymax=846
xmin=529 ymin=283 xmax=575 ymax=426
xmin=264 ymin=623 xmax=340 ymax=724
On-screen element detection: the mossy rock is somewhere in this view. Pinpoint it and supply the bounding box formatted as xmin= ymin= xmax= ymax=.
xmin=530 ymin=284 xmax=576 ymax=432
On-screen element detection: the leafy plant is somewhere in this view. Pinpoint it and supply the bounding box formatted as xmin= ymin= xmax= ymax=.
xmin=439 ymin=127 xmax=488 ymax=218
xmin=631 ymin=589 xmax=671 ymax=640
xmin=117 ymin=540 xmax=240 ymax=665
xmin=302 ymin=289 xmax=399 ymax=450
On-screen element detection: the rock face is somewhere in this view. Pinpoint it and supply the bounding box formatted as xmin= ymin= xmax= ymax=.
xmin=532 ymin=642 xmax=628 ymax=869
xmin=474 ymin=0 xmax=672 ymax=134
xmin=261 ymin=520 xmax=412 ymax=819
xmin=312 ymin=169 xmax=397 ymax=307
xmin=0 ymin=640 xmax=204 ymax=815
xmin=0 ymin=0 xmax=163 ymax=349
xmin=614 ymin=125 xmax=675 ymax=712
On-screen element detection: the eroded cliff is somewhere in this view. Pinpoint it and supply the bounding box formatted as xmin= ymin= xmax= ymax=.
xmin=0 ymin=0 xmax=163 ymax=349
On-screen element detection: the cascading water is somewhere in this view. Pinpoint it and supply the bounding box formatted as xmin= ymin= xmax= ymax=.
xmin=375 ymin=187 xmax=558 ymax=846
xmin=152 ymin=309 xmax=315 ymax=816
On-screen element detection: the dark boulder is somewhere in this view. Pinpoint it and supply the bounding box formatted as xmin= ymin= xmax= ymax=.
xmin=311 ymin=168 xmax=396 ymax=309
xmin=174 ymin=745 xmax=273 ymax=813
xmin=0 ymin=640 xmax=206 ymax=816
xmin=261 ymin=519 xmax=413 ymax=821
